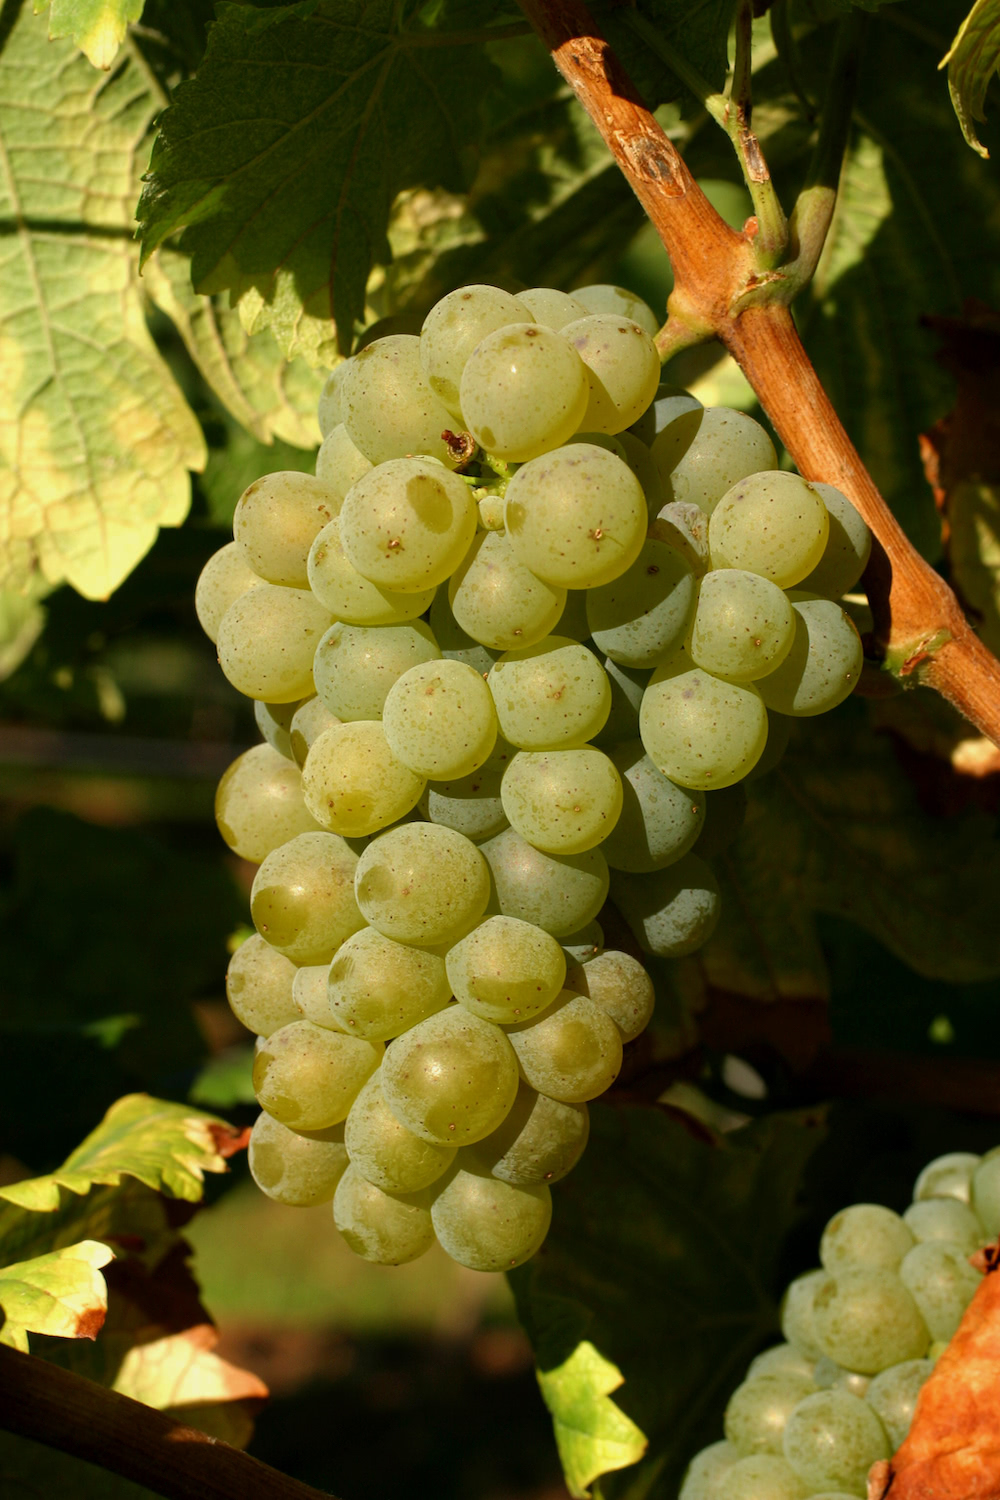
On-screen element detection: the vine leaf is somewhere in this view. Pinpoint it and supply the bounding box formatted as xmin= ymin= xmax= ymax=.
xmin=0 ymin=1240 xmax=114 ymax=1352
xmin=136 ymin=0 xmax=505 ymax=362
xmin=942 ymin=0 xmax=1000 ymax=158
xmin=113 ymin=1322 xmax=268 ymax=1445
xmin=0 ymin=5 xmax=205 ymax=601
xmin=34 ymin=0 xmax=145 ymax=69
xmin=536 ymin=1340 xmax=646 ymax=1499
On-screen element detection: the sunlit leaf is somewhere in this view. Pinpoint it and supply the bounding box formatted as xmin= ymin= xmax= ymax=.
xmin=34 ymin=0 xmax=145 ymax=69
xmin=536 ymin=1341 xmax=646 ymax=1499
xmin=942 ymin=0 xmax=1000 ymax=157
xmin=0 ymin=1239 xmax=113 ymax=1351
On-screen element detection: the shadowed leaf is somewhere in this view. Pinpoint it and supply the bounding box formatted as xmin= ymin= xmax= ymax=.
xmin=942 ymin=0 xmax=1000 ymax=157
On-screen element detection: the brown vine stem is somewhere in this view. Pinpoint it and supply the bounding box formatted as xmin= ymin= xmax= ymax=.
xmin=516 ymin=0 xmax=1000 ymax=746
xmin=0 ymin=1343 xmax=338 ymax=1500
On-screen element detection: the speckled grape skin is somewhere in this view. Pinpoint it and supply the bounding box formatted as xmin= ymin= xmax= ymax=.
xmin=253 ymin=1019 xmax=383 ymax=1131
xmin=341 ymin=335 xmax=459 ymax=467
xmin=781 ymin=1270 xmax=831 ymax=1360
xmin=333 ymin=1164 xmax=435 ymax=1265
xmin=344 ymin=1070 xmax=456 ymax=1193
xmin=812 ymin=1269 xmax=930 ymax=1373
xmin=516 ymin=287 xmax=590 ymax=329
xmin=459 ymin=323 xmax=589 ymax=461
xmin=217 ymin=585 xmax=332 ymax=703
xmin=506 ymin=991 xmax=622 ymax=1102
xmin=757 ymin=595 xmax=863 ymax=717
xmin=899 ymin=1240 xmax=982 ymax=1340
xmin=722 ymin=1454 xmax=809 ymax=1499
xmin=488 ymin=637 xmax=611 ymax=750
xmin=501 ymin=747 xmax=623 ymax=855
xmin=678 ymin=1440 xmax=739 ymax=1500
xmin=447 ymin=914 xmax=566 ymax=1023
xmin=291 ymin=964 xmax=346 ymax=1030
xmin=339 ymin=457 xmax=477 ymax=591
xmin=914 ymin=1151 xmax=980 ymax=1204
xmin=971 ymin=1153 xmax=1000 ymax=1232
xmin=431 ymin=1159 xmax=552 ymax=1271
xmin=652 ymin=407 xmax=777 ymax=512
xmin=430 ymin=590 xmax=502 ymax=676
xmin=866 ymin=1359 xmax=934 ymax=1448
xmin=307 ymin=516 xmax=435 ymax=625
xmin=782 ymin=1390 xmax=890 ymax=1494
xmin=640 ymin=653 xmax=768 ymax=789
xmin=709 ymin=471 xmax=829 ymax=586
xmin=225 ymin=934 xmax=299 ymax=1036
xmin=312 ymin=619 xmax=441 ymax=722
xmin=747 ymin=1346 xmax=816 ymax=1382
xmin=504 ymin=443 xmax=647 ymax=588
xmin=573 ymin=283 xmax=659 ymax=335
xmin=724 ymin=1372 xmax=818 ymax=1456
xmin=195 ymin=542 xmax=260 ymax=643
xmin=612 ymin=854 xmax=721 ymax=958
xmin=301 ymin=721 xmax=425 ymax=838
xmin=255 ymin=699 xmax=298 ymax=759
xmin=593 ymin=659 xmax=648 ymax=747
xmin=419 ymin=735 xmax=513 ymax=844
xmin=471 ymin=1084 xmax=589 ymax=1186
xmin=233 ymin=470 xmax=340 ymax=587
xmin=481 ymin=827 xmax=610 ymax=936
xmin=314 ymin=422 xmax=374 ymax=502
xmin=903 ymin=1197 xmax=984 ymax=1254
xmin=289 ymin=696 xmax=341 ymax=767
xmin=586 ymin=531 xmax=696 ymax=667
xmin=250 ymin=831 xmax=365 ymax=965
xmin=798 ymin=483 xmax=872 ymax=597
xmin=317 ymin=362 xmax=351 ymax=436
xmin=215 ymin=743 xmax=321 ymax=863
xmin=565 ymin=950 xmax=655 ymax=1042
xmin=327 ymin=926 xmax=451 ymax=1040
xmin=654 ymin=501 xmax=711 ymax=573
xmin=382 ymin=658 xmax=498 ymax=779
xmin=448 ymin=529 xmax=567 ymax=651
xmin=820 ymin=1204 xmax=916 ymax=1275
xmin=419 ymin=284 xmax=531 ymax=418
xmin=354 ymin=823 xmax=491 ymax=946
xmin=561 ymin=314 xmax=661 ymax=433
xmin=600 ymin=739 xmax=705 ymax=873
xmin=381 ymin=1005 xmax=519 ymax=1145
xmin=688 ymin=569 xmax=796 ymax=682
xmin=248 ymin=1112 xmax=348 ymax=1207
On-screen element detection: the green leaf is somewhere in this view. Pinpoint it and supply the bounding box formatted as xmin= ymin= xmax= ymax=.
xmin=0 ymin=580 xmax=48 ymax=681
xmin=0 ymin=5 xmax=206 ymax=601
xmin=0 ymin=1433 xmax=161 ymax=1500
xmin=510 ymin=1105 xmax=824 ymax=1499
xmin=137 ymin=1 xmax=505 ymax=360
xmin=0 ymin=1240 xmax=113 ymax=1351
xmin=942 ymin=0 xmax=1000 ymax=156
xmin=947 ymin=480 xmax=1000 ymax=657
xmin=0 ymin=1094 xmax=235 ymax=1213
xmin=188 ymin=1045 xmax=256 ymax=1110
xmin=34 ymin=0 xmax=145 ymax=69
xmin=594 ymin=0 xmax=734 ymax=111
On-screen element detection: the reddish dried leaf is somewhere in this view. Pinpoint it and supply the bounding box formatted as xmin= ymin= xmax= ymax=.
xmin=208 ymin=1122 xmax=251 ymax=1160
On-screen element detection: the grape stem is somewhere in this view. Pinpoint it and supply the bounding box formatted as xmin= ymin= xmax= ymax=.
xmin=0 ymin=1343 xmax=339 ymax=1500
xmin=515 ymin=0 xmax=1000 ymax=745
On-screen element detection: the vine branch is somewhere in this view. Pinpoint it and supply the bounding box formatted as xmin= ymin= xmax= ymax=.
xmin=0 ymin=1343 xmax=338 ymax=1500
xmin=515 ymin=0 xmax=1000 ymax=746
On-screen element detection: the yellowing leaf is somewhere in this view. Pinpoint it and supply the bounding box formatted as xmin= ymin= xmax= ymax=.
xmin=114 ymin=1322 xmax=268 ymax=1447
xmin=536 ymin=1341 xmax=647 ymax=1499
xmin=34 ymin=0 xmax=145 ymax=70
xmin=942 ymin=0 xmax=1000 ymax=158
xmin=0 ymin=7 xmax=205 ymax=601
xmin=0 ymin=1239 xmax=113 ymax=1351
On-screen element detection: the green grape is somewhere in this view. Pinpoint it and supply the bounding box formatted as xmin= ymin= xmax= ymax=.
xmin=481 ymin=827 xmax=609 ymax=936
xmin=504 ymin=443 xmax=647 ymax=589
xmin=517 ymin=286 xmax=590 ymax=330
xmin=781 ymin=1390 xmax=890 ymax=1494
xmin=429 ymin=589 xmax=502 ymax=676
xmin=327 ymin=925 xmax=451 ymax=1040
xmin=339 ymin=457 xmax=477 ymax=591
xmin=640 ymin=650 xmax=768 ymax=789
xmin=291 ymin=963 xmax=346 ymax=1030
xmin=254 ymin=698 xmax=298 ymax=759
xmin=470 ymin=1083 xmax=588 ymax=1186
xmin=812 ymin=1269 xmax=929 ymax=1373
xmin=215 ymin=743 xmax=321 ymax=863
xmin=301 ymin=721 xmax=425 ymax=839
xmin=565 ymin=950 xmax=655 ymax=1042
xmin=780 ymin=1270 xmax=831 ymax=1360
xmin=560 ymin=921 xmax=604 ymax=964
xmin=746 ymin=1346 xmax=816 ymax=1382
xmin=506 ymin=991 xmax=622 ymax=1102
xmin=678 ymin=1441 xmax=739 ymax=1500
xmin=477 ymin=492 xmax=506 ymax=530
xmin=708 ymin=472 xmax=829 ymax=587
xmin=898 ymin=1241 xmax=981 ymax=1341
xmin=448 ymin=529 xmax=567 ymax=651
xmin=248 ymin=1112 xmax=348 ymax=1207
xmin=652 ymin=407 xmax=777 ymax=512
xmin=430 ymin=1157 xmax=552 ymax=1271
xmin=903 ymin=1197 xmax=984 ymax=1254
xmin=798 ymin=484 xmax=872 ymax=598
xmin=382 ymin=658 xmax=497 ymax=779
xmin=593 ymin=658 xmax=648 ymax=746
xmin=693 ymin=782 xmax=747 ymax=860
xmin=317 ymin=362 xmax=351 ymax=436
xmin=914 ymin=1151 xmax=980 ymax=1204
xmin=381 ymin=1005 xmax=519 ymax=1145
xmin=612 ymin=854 xmax=721 ymax=957
xmin=233 ymin=470 xmax=340 ymax=587
xmin=811 ymin=1357 xmax=869 ymax=1398
xmin=687 ymin=569 xmax=796 ymax=683
xmin=488 ymin=637 xmax=611 ymax=749
xmin=446 ymin=914 xmax=566 ymax=1023
xmin=500 ymin=747 xmax=623 ymax=855
xmin=419 ymin=284 xmax=531 ymax=417
xmin=226 ymin=934 xmax=299 ymax=1036
xmin=585 ymin=531 xmax=696 ymax=667
xmin=354 ymin=823 xmax=491 ymax=945
xmin=289 ymin=696 xmax=341 ymax=767
xmin=724 ymin=1372 xmax=818 ymax=1456
xmin=865 ymin=1359 xmax=933 ymax=1448
xmin=562 ymin=314 xmax=661 ymax=433
xmin=820 ymin=1204 xmax=916 ymax=1275
xmin=251 ymin=831 xmax=364 ymax=965
xmin=630 ymin=385 xmax=702 ymax=447
xmin=344 ymin=1070 xmax=455 ymax=1192
xmin=419 ymin=735 xmax=513 ymax=844
xmin=600 ymin=739 xmax=705 ymax=873
xmin=307 ymin=516 xmax=435 ymax=625
xmin=314 ymin=422 xmax=375 ymax=505
xmin=617 ymin=431 xmax=663 ymax=514
xmin=312 ymin=619 xmax=441 ymax=722
xmin=459 ymin=322 xmax=590 ymax=461
xmin=971 ymin=1154 xmax=1000 ymax=1232
xmin=195 ymin=542 xmax=260 ymax=643
xmin=341 ymin=335 xmax=459 ymax=467
xmin=333 ymin=1164 xmax=435 ymax=1265
xmin=757 ymin=595 xmax=863 ymax=717
xmin=253 ymin=1020 xmax=383 ymax=1130
xmin=572 ymin=283 xmax=658 ymax=336
xmin=217 ymin=585 xmax=331 ymax=702
xmin=654 ymin=501 xmax=711 ymax=574
xmin=723 ymin=1454 xmax=809 ymax=1499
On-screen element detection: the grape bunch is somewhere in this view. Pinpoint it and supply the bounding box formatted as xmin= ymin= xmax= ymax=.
xmin=196 ymin=279 xmax=871 ymax=1273
xmin=679 ymin=1148 xmax=1000 ymax=1498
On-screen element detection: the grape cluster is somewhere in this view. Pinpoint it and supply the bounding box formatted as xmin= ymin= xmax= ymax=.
xmin=197 ymin=280 xmax=870 ymax=1272
xmin=680 ymin=1148 xmax=1000 ymax=1498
